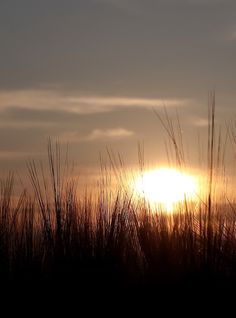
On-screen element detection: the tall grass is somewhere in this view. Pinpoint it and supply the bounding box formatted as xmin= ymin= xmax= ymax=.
xmin=1 ymin=97 xmax=236 ymax=293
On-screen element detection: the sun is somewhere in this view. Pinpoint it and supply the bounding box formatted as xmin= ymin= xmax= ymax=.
xmin=133 ymin=168 xmax=198 ymax=212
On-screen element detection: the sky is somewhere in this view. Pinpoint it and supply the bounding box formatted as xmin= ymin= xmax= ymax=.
xmin=0 ymin=0 xmax=236 ymax=183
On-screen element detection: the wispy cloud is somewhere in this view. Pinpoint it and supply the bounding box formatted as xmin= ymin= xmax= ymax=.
xmin=86 ymin=128 xmax=134 ymax=141
xmin=0 ymin=89 xmax=189 ymax=115
xmin=60 ymin=128 xmax=134 ymax=143
xmin=193 ymin=118 xmax=209 ymax=127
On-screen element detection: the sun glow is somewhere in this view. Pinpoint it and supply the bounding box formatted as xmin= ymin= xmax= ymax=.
xmin=134 ymin=168 xmax=198 ymax=212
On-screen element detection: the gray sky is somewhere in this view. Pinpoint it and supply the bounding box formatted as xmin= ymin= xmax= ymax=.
xmin=0 ymin=0 xmax=235 ymax=179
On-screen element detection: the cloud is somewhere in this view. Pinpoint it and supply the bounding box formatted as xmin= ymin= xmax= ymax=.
xmin=60 ymin=128 xmax=134 ymax=143
xmin=193 ymin=118 xmax=209 ymax=127
xmin=0 ymin=89 xmax=189 ymax=115
xmin=86 ymin=128 xmax=134 ymax=141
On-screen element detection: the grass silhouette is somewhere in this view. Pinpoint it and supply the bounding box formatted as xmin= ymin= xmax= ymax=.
xmin=1 ymin=95 xmax=236 ymax=302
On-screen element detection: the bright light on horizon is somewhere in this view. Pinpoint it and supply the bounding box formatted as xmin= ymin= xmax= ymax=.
xmin=133 ymin=168 xmax=199 ymax=212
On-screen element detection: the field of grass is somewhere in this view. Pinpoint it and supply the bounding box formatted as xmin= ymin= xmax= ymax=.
xmin=1 ymin=98 xmax=236 ymax=302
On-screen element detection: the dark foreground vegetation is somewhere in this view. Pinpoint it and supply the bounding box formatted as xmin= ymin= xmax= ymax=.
xmin=1 ymin=100 xmax=236 ymax=305
xmin=1 ymin=173 xmax=235 ymax=303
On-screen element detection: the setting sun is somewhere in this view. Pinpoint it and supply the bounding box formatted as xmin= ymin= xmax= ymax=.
xmin=134 ymin=168 xmax=198 ymax=211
